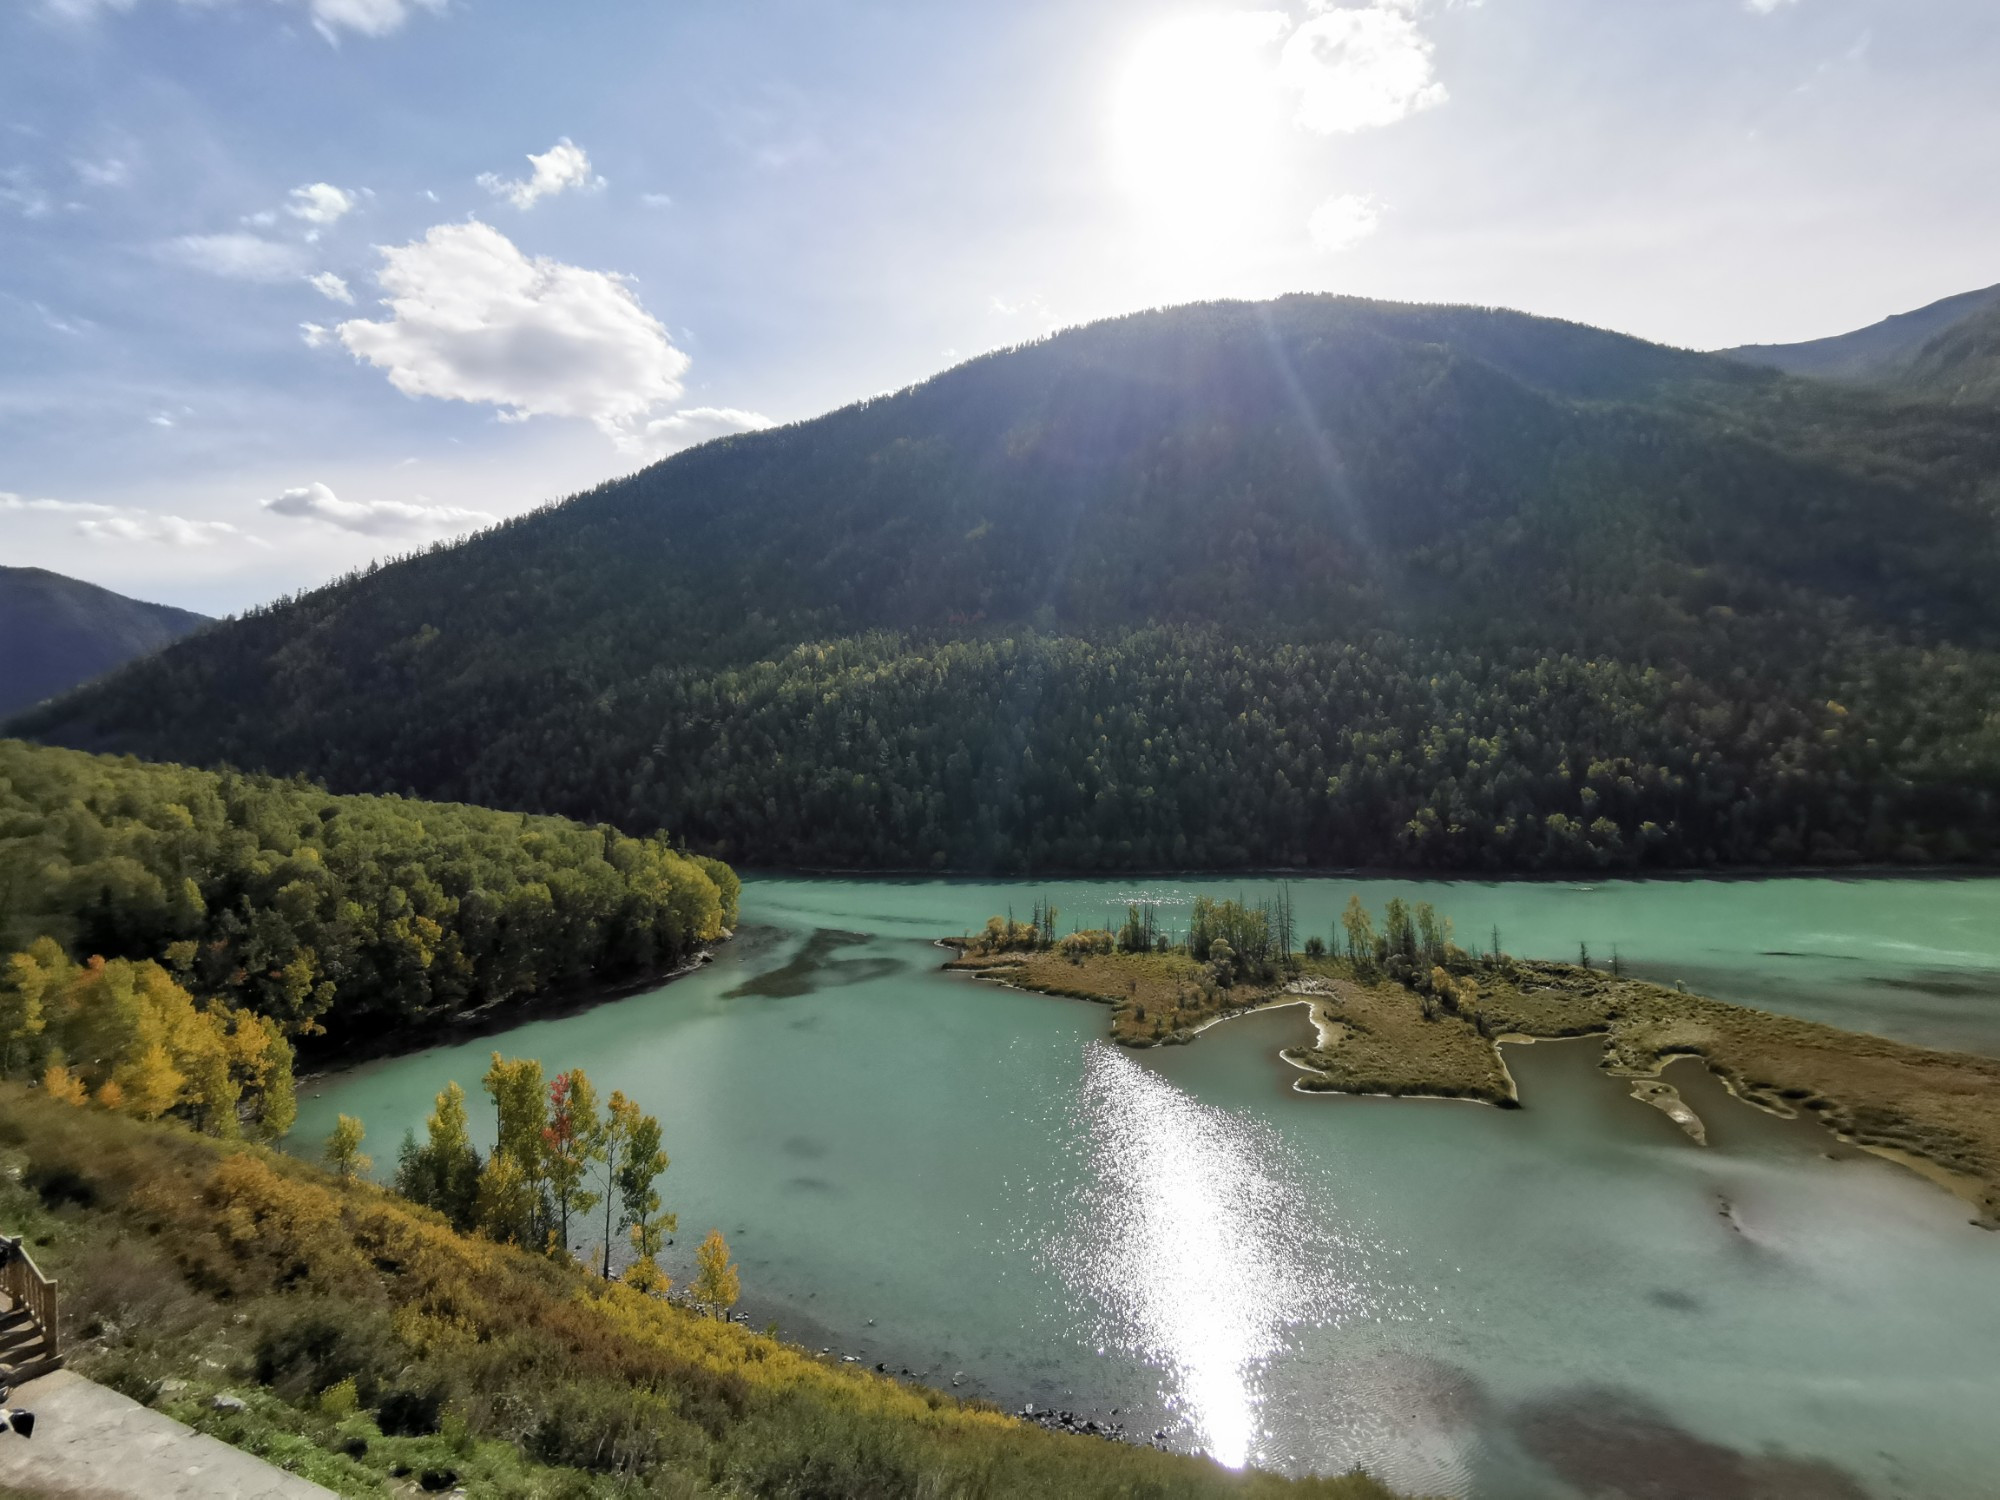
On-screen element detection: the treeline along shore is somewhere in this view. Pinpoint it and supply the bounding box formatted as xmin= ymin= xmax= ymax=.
xmin=0 ymin=738 xmax=739 ymax=1139
xmin=947 ymin=894 xmax=2000 ymax=1228
xmin=0 ymin=738 xmax=1409 ymax=1500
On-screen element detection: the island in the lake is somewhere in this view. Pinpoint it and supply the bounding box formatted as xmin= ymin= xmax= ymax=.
xmin=944 ymin=896 xmax=2000 ymax=1228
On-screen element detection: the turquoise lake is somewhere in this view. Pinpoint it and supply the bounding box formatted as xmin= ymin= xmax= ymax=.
xmin=291 ymin=874 xmax=2000 ymax=1499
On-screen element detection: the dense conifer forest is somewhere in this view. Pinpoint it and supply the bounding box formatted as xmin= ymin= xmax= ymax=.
xmin=17 ymin=294 xmax=2000 ymax=871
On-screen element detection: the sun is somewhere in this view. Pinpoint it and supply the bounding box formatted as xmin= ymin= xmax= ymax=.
xmin=1107 ymin=12 xmax=1289 ymax=219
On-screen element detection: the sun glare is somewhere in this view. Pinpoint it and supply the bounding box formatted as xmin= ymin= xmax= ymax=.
xmin=1108 ymin=12 xmax=1289 ymax=231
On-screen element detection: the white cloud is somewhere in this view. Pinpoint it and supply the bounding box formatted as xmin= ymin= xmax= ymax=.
xmin=300 ymin=321 xmax=334 ymax=347
xmin=628 ymin=407 xmax=774 ymax=457
xmin=38 ymin=0 xmax=137 ymax=18
xmin=74 ymin=156 xmax=130 ymax=188
xmin=307 ymin=271 xmax=354 ymax=304
xmin=1281 ymin=5 xmax=1448 ymax=134
xmin=1 ymin=491 xmax=118 ymax=516
xmin=78 ymin=513 xmax=246 ymax=546
xmin=287 ymin=182 xmax=356 ymax=226
xmin=163 ymin=231 xmax=310 ymax=281
xmin=31 ymin=302 xmax=91 ymax=337
xmin=3 ymin=491 xmax=247 ymax=546
xmin=306 ymin=0 xmax=444 ymax=40
xmin=335 ymin=220 xmax=692 ymax=450
xmin=261 ymin=480 xmax=497 ymax=536
xmin=640 ymin=192 xmax=673 ymax=208
xmin=989 ymin=292 xmax=1051 ymax=320
xmin=0 ymin=168 xmax=52 ymax=219
xmin=46 ymin=0 xmax=445 ymax=40
xmin=1308 ymin=192 xmax=1382 ymax=252
xmin=1745 ymin=0 xmax=1798 ymax=11
xmin=478 ymin=139 xmax=604 ymax=210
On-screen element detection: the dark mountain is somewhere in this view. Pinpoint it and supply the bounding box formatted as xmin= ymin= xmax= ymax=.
xmin=0 ymin=566 xmax=209 ymax=719
xmin=1721 ymin=282 xmax=2000 ymax=384
xmin=17 ymin=294 xmax=2000 ymax=872
xmin=1900 ymin=298 xmax=2000 ymax=406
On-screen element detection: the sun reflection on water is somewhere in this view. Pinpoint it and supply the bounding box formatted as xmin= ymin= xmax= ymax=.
xmin=1053 ymin=1041 xmax=1382 ymax=1469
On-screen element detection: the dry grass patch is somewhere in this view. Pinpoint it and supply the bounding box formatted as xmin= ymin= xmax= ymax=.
xmin=1288 ymin=971 xmax=1516 ymax=1104
xmin=947 ymin=948 xmax=1269 ymax=1044
xmin=954 ymin=945 xmax=2000 ymax=1226
xmin=1481 ymin=963 xmax=2000 ymax=1224
xmin=0 ymin=1084 xmax=1408 ymax=1498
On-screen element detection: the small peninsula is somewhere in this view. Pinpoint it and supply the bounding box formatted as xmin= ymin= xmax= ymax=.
xmin=945 ymin=897 xmax=2000 ymax=1227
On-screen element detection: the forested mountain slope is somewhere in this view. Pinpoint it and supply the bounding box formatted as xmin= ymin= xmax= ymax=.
xmin=17 ymin=294 xmax=2000 ymax=872
xmin=0 ymin=565 xmax=208 ymax=718
xmin=1900 ymin=299 xmax=2000 ymax=407
xmin=1721 ymin=282 xmax=2000 ymax=383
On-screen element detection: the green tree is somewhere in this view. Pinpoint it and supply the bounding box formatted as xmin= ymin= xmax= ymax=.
xmin=1339 ymin=894 xmax=1376 ymax=968
xmin=541 ymin=1068 xmax=603 ymax=1262
xmin=609 ymin=1093 xmax=674 ymax=1287
xmin=1414 ymin=902 xmax=1449 ymax=964
xmin=475 ymin=1150 xmax=540 ymax=1246
xmin=396 ymin=1081 xmax=483 ymax=1230
xmin=1383 ymin=898 xmax=1414 ymax=962
xmin=324 ymin=1114 xmax=370 ymax=1180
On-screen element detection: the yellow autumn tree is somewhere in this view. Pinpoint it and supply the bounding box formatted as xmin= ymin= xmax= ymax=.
xmin=0 ymin=945 xmax=294 ymax=1137
xmin=690 ymin=1228 xmax=740 ymax=1319
xmin=324 ymin=1114 xmax=371 ymax=1180
xmin=475 ymin=1151 xmax=539 ymax=1246
xmin=0 ymin=938 xmax=58 ymax=1071
xmin=42 ymin=1062 xmax=88 ymax=1106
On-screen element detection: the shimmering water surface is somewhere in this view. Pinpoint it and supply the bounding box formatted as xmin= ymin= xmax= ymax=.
xmin=292 ymin=875 xmax=2000 ymax=1499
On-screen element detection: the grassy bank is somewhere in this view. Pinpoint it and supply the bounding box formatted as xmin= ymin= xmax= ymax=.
xmin=0 ymin=1084 xmax=1402 ymax=1498
xmin=949 ymin=947 xmax=2000 ymax=1226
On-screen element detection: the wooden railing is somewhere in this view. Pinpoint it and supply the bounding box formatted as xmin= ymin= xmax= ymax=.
xmin=0 ymin=1234 xmax=58 ymax=1360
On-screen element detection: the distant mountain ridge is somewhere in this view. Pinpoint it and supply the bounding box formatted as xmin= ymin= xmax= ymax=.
xmin=1900 ymin=298 xmax=2000 ymax=406
xmin=17 ymin=293 xmax=2000 ymax=872
xmin=1721 ymin=282 xmax=2000 ymax=390
xmin=0 ymin=566 xmax=209 ymax=719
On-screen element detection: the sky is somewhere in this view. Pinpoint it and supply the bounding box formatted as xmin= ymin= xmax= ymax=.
xmin=3 ymin=0 xmax=1998 ymax=616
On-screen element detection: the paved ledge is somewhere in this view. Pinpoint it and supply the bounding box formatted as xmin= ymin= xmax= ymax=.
xmin=0 ymin=1370 xmax=332 ymax=1500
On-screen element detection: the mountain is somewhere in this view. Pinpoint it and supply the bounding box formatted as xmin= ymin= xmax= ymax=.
xmin=17 ymin=294 xmax=2000 ymax=872
xmin=0 ymin=565 xmax=209 ymax=719
xmin=1721 ymin=281 xmax=2000 ymax=384
xmin=1900 ymin=298 xmax=2000 ymax=406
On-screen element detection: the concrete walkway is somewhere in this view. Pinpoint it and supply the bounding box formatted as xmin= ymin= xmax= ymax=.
xmin=0 ymin=1370 xmax=333 ymax=1499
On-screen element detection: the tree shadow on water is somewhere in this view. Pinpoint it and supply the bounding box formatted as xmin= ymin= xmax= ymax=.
xmin=1512 ymin=1387 xmax=1871 ymax=1500
xmin=726 ymin=928 xmax=905 ymax=998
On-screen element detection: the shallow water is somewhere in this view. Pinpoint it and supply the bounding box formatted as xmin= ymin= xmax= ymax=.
xmin=291 ymin=875 xmax=2000 ymax=1498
